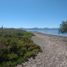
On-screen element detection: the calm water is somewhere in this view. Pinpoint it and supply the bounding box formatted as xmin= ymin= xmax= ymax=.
xmin=27 ymin=29 xmax=67 ymax=37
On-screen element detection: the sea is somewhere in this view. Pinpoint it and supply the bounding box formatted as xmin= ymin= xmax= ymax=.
xmin=27 ymin=28 xmax=67 ymax=37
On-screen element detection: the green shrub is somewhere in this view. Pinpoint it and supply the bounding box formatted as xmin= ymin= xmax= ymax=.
xmin=0 ymin=28 xmax=41 ymax=67
xmin=59 ymin=21 xmax=67 ymax=33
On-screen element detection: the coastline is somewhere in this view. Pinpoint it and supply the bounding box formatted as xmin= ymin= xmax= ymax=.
xmin=17 ymin=32 xmax=67 ymax=67
xmin=20 ymin=32 xmax=67 ymax=67
xmin=32 ymin=31 xmax=67 ymax=38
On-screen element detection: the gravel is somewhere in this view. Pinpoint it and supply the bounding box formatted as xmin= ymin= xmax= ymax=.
xmin=17 ymin=33 xmax=67 ymax=67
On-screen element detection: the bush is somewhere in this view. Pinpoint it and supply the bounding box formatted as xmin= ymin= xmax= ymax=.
xmin=59 ymin=21 xmax=67 ymax=33
xmin=0 ymin=28 xmax=41 ymax=67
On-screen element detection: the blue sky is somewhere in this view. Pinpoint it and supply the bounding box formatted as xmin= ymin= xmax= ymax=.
xmin=0 ymin=0 xmax=67 ymax=28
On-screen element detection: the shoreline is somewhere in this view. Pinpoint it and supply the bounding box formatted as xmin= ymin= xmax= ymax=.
xmin=17 ymin=32 xmax=67 ymax=67
xmin=32 ymin=32 xmax=67 ymax=38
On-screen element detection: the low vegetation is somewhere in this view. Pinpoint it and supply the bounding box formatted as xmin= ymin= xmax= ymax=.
xmin=0 ymin=28 xmax=41 ymax=67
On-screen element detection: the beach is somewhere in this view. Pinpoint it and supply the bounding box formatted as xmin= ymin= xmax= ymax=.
xmin=17 ymin=32 xmax=67 ymax=67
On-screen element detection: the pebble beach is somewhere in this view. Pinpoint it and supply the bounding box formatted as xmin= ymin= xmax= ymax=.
xmin=17 ymin=32 xmax=67 ymax=67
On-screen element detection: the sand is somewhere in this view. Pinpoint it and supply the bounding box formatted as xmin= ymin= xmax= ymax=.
xmin=17 ymin=33 xmax=67 ymax=67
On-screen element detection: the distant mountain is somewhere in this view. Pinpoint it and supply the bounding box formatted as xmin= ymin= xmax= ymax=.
xmin=26 ymin=28 xmax=59 ymax=30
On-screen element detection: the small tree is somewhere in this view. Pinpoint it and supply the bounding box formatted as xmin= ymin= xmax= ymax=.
xmin=59 ymin=21 xmax=67 ymax=33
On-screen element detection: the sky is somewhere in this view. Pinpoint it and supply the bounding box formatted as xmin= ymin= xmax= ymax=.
xmin=0 ymin=0 xmax=67 ymax=28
